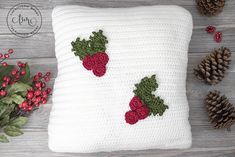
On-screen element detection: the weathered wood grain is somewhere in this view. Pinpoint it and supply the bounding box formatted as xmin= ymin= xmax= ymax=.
xmin=0 ymin=0 xmax=235 ymax=157
xmin=0 ymin=5 xmax=235 ymax=33
xmin=0 ymin=28 xmax=234 ymax=59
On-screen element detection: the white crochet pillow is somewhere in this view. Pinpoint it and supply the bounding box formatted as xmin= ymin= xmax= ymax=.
xmin=49 ymin=5 xmax=193 ymax=153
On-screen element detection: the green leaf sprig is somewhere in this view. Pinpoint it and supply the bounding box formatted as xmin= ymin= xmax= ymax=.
xmin=71 ymin=30 xmax=108 ymax=60
xmin=0 ymin=82 xmax=31 ymax=143
xmin=0 ymin=49 xmax=52 ymax=143
xmin=134 ymin=75 xmax=168 ymax=116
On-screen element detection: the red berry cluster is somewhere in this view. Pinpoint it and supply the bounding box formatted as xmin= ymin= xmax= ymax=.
xmin=125 ymin=96 xmax=150 ymax=125
xmin=82 ymin=52 xmax=109 ymax=77
xmin=0 ymin=49 xmax=14 ymax=66
xmin=18 ymin=72 xmax=52 ymax=111
xmin=0 ymin=62 xmax=28 ymax=97
xmin=205 ymin=25 xmax=222 ymax=43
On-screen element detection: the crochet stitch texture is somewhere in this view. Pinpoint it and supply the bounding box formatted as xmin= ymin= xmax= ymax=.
xmin=49 ymin=5 xmax=193 ymax=153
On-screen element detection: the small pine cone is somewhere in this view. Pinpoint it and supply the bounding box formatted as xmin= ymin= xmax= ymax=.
xmin=196 ymin=0 xmax=225 ymax=16
xmin=205 ymin=91 xmax=235 ymax=130
xmin=194 ymin=47 xmax=231 ymax=85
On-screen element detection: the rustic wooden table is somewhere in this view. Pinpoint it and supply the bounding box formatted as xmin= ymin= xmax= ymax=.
xmin=0 ymin=0 xmax=234 ymax=157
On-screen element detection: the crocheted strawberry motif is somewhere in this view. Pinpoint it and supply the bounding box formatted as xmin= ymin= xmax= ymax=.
xmin=71 ymin=30 xmax=109 ymax=77
xmin=125 ymin=75 xmax=168 ymax=125
xmin=129 ymin=96 xmax=143 ymax=111
xmin=125 ymin=110 xmax=139 ymax=125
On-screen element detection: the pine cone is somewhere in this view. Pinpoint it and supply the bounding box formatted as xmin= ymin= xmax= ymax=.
xmin=196 ymin=0 xmax=225 ymax=16
xmin=194 ymin=47 xmax=231 ymax=85
xmin=205 ymin=91 xmax=235 ymax=130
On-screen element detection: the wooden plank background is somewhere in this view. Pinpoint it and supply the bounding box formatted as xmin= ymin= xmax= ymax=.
xmin=0 ymin=0 xmax=235 ymax=156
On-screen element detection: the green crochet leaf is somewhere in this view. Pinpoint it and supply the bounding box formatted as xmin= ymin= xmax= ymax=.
xmin=133 ymin=75 xmax=168 ymax=116
xmin=134 ymin=75 xmax=158 ymax=95
xmin=71 ymin=30 xmax=108 ymax=60
xmin=71 ymin=38 xmax=91 ymax=60
xmin=89 ymin=30 xmax=108 ymax=53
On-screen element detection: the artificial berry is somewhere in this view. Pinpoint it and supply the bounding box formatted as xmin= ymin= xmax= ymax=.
xmin=42 ymin=99 xmax=47 ymax=104
xmin=206 ymin=25 xmax=216 ymax=34
xmin=4 ymin=54 xmax=10 ymax=58
xmin=27 ymin=92 xmax=34 ymax=99
xmin=15 ymin=74 xmax=20 ymax=79
xmin=42 ymin=90 xmax=47 ymax=95
xmin=11 ymin=69 xmax=17 ymax=76
xmin=41 ymin=82 xmax=46 ymax=88
xmin=3 ymin=76 xmax=10 ymax=83
xmin=0 ymin=90 xmax=7 ymax=96
xmin=35 ymin=96 xmax=41 ymax=102
xmin=28 ymin=88 xmax=34 ymax=92
xmin=34 ymin=75 xmax=40 ymax=81
xmin=34 ymin=90 xmax=41 ymax=96
xmin=6 ymin=78 xmax=10 ymax=83
xmin=214 ymin=32 xmax=222 ymax=43
xmin=34 ymin=82 xmax=42 ymax=88
xmin=28 ymin=106 xmax=33 ymax=111
xmin=20 ymin=70 xmax=26 ymax=76
xmin=21 ymin=63 xmax=26 ymax=68
xmin=2 ymin=82 xmax=7 ymax=88
xmin=12 ymin=78 xmax=18 ymax=83
xmin=8 ymin=49 xmax=14 ymax=54
xmin=44 ymin=77 xmax=50 ymax=82
xmin=46 ymin=72 xmax=51 ymax=76
xmin=22 ymin=107 xmax=27 ymax=110
xmin=3 ymin=76 xmax=8 ymax=81
xmin=42 ymin=94 xmax=48 ymax=99
xmin=0 ymin=53 xmax=3 ymax=58
xmin=31 ymin=97 xmax=36 ymax=103
xmin=46 ymin=88 xmax=52 ymax=94
xmin=21 ymin=101 xmax=28 ymax=108
xmin=2 ymin=62 xmax=8 ymax=67
xmin=17 ymin=61 xmax=23 ymax=67
xmin=37 ymin=72 xmax=42 ymax=77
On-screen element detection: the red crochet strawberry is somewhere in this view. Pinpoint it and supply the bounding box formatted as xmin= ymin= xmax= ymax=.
xmin=125 ymin=96 xmax=150 ymax=125
xmin=82 ymin=52 xmax=109 ymax=77
xmin=125 ymin=75 xmax=168 ymax=125
xmin=71 ymin=30 xmax=109 ymax=77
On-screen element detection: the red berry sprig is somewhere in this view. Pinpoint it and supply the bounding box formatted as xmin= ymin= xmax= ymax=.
xmin=0 ymin=48 xmax=52 ymax=112
xmin=125 ymin=96 xmax=150 ymax=125
xmin=0 ymin=76 xmax=10 ymax=97
xmin=205 ymin=25 xmax=222 ymax=43
xmin=0 ymin=66 xmax=52 ymax=112
xmin=0 ymin=49 xmax=14 ymax=66
xmin=0 ymin=50 xmax=30 ymax=100
xmin=82 ymin=52 xmax=109 ymax=77
xmin=0 ymin=48 xmax=53 ymax=142
xmin=18 ymin=72 xmax=52 ymax=111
